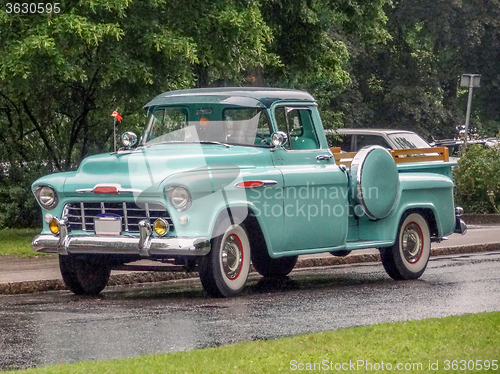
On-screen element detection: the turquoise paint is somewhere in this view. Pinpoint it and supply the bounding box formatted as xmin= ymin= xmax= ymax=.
xmin=32 ymin=88 xmax=459 ymax=259
xmin=350 ymin=147 xmax=399 ymax=219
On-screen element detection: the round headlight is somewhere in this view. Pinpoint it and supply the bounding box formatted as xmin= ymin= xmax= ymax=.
xmin=168 ymin=186 xmax=191 ymax=211
xmin=36 ymin=186 xmax=58 ymax=210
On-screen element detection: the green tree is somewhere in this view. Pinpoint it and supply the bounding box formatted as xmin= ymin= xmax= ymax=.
xmin=0 ymin=0 xmax=278 ymax=227
xmin=336 ymin=0 xmax=500 ymax=140
xmin=0 ymin=0 xmax=278 ymax=172
xmin=261 ymin=0 xmax=390 ymax=127
xmin=454 ymin=144 xmax=500 ymax=213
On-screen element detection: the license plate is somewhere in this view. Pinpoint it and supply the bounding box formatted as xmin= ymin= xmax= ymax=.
xmin=94 ymin=214 xmax=122 ymax=236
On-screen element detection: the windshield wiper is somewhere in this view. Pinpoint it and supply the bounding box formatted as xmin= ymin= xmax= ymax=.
xmin=199 ymin=141 xmax=232 ymax=148
xmin=145 ymin=140 xmax=232 ymax=148
xmin=145 ymin=141 xmax=185 ymax=147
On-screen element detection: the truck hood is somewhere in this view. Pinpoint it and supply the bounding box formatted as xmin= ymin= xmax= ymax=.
xmin=63 ymin=144 xmax=259 ymax=196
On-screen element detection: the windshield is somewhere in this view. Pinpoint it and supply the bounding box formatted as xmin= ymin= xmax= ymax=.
xmin=143 ymin=106 xmax=272 ymax=147
xmin=388 ymin=132 xmax=430 ymax=149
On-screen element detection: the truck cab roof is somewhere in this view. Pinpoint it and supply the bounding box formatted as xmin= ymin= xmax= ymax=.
xmin=144 ymin=87 xmax=316 ymax=109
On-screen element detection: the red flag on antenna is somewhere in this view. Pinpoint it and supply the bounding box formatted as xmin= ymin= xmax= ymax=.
xmin=111 ymin=110 xmax=122 ymax=122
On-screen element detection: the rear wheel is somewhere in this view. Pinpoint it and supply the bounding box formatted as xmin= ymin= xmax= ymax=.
xmin=380 ymin=212 xmax=431 ymax=280
xmin=59 ymin=255 xmax=111 ymax=295
xmin=199 ymin=220 xmax=251 ymax=297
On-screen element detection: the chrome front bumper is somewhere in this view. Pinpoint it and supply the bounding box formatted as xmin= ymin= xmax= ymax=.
xmin=32 ymin=220 xmax=211 ymax=257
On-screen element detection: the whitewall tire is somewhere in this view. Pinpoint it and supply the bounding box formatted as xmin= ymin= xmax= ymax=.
xmin=380 ymin=212 xmax=431 ymax=280
xmin=199 ymin=220 xmax=251 ymax=297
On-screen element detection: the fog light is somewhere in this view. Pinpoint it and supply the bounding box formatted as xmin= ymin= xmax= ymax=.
xmin=49 ymin=218 xmax=60 ymax=235
xmin=153 ymin=218 xmax=168 ymax=236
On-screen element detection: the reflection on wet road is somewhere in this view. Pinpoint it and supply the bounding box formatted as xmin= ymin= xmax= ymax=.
xmin=1 ymin=252 xmax=499 ymax=370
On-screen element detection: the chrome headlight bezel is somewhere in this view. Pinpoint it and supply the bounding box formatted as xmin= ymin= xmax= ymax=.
xmin=34 ymin=185 xmax=58 ymax=210
xmin=165 ymin=186 xmax=192 ymax=211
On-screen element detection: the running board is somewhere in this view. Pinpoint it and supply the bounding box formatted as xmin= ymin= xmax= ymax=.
xmin=345 ymin=240 xmax=394 ymax=250
xmin=113 ymin=264 xmax=194 ymax=272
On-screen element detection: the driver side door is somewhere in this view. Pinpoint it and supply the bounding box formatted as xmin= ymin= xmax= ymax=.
xmin=271 ymin=105 xmax=348 ymax=252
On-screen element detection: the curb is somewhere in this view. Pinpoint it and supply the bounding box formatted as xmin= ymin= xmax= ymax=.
xmin=1 ymin=243 xmax=499 ymax=295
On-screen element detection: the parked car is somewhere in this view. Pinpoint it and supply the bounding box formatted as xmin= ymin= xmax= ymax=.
xmin=325 ymin=128 xmax=432 ymax=152
xmin=432 ymin=137 xmax=499 ymax=157
xmin=32 ymin=88 xmax=466 ymax=297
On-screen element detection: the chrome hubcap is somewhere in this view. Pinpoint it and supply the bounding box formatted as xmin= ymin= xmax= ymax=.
xmin=402 ymin=223 xmax=422 ymax=263
xmin=221 ymin=234 xmax=242 ymax=280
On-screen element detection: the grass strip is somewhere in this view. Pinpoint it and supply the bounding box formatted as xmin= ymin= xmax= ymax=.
xmin=0 ymin=228 xmax=42 ymax=257
xmin=6 ymin=312 xmax=500 ymax=373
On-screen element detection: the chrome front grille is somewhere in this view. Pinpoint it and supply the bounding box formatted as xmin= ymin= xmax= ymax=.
xmin=63 ymin=202 xmax=174 ymax=234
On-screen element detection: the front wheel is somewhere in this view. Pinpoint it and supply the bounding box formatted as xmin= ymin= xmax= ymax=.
xmin=380 ymin=212 xmax=431 ymax=280
xmin=199 ymin=221 xmax=251 ymax=297
xmin=59 ymin=255 xmax=111 ymax=295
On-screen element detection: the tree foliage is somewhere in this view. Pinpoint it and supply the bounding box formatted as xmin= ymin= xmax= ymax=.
xmin=0 ymin=0 xmax=280 ymax=173
xmin=261 ymin=0 xmax=390 ymax=125
xmin=0 ymin=0 xmax=282 ymax=227
xmin=454 ymin=144 xmax=500 ymax=214
xmin=335 ymin=0 xmax=500 ymax=140
xmin=1 ymin=0 xmax=500 ymax=227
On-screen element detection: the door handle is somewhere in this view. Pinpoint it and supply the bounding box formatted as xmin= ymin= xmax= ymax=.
xmin=316 ymin=154 xmax=333 ymax=160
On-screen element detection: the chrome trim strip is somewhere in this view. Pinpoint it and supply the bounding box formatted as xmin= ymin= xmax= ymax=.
xmin=262 ymin=180 xmax=278 ymax=187
xmin=234 ymin=180 xmax=278 ymax=188
xmin=76 ymin=188 xmax=94 ymax=193
xmin=123 ymin=202 xmax=129 ymax=231
xmin=117 ymin=188 xmax=143 ymax=194
xmin=80 ymin=202 xmax=86 ymax=231
xmin=76 ymin=183 xmax=142 ymax=194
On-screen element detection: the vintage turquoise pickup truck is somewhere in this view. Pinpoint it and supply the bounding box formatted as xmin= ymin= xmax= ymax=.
xmin=32 ymin=88 xmax=466 ymax=297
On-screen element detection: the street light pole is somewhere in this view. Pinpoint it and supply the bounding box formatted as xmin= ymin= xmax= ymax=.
xmin=460 ymin=74 xmax=481 ymax=144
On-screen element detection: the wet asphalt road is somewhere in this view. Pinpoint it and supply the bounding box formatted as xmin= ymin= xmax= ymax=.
xmin=1 ymin=251 xmax=499 ymax=371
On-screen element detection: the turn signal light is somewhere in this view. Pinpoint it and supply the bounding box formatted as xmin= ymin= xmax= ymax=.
xmin=49 ymin=218 xmax=60 ymax=235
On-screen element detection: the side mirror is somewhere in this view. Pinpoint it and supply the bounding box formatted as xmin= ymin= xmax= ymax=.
xmin=121 ymin=132 xmax=138 ymax=149
xmin=271 ymin=131 xmax=288 ymax=148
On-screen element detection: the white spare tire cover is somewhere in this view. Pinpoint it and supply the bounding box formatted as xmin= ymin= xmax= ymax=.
xmin=349 ymin=146 xmax=399 ymax=220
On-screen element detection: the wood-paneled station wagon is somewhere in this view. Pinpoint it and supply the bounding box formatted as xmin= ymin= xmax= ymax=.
xmin=32 ymin=88 xmax=467 ymax=297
